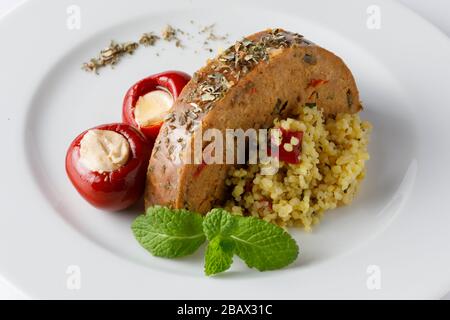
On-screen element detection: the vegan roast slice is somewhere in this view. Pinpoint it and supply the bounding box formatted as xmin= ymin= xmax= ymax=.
xmin=145 ymin=28 xmax=362 ymax=213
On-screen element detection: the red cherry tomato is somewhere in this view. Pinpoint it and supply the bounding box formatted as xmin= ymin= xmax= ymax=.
xmin=122 ymin=70 xmax=191 ymax=144
xmin=269 ymin=128 xmax=303 ymax=164
xmin=65 ymin=123 xmax=151 ymax=211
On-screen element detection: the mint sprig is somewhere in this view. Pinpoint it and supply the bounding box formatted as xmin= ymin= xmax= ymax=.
xmin=131 ymin=206 xmax=205 ymax=258
xmin=132 ymin=206 xmax=299 ymax=275
xmin=203 ymin=208 xmax=238 ymax=240
xmin=204 ymin=237 xmax=235 ymax=276
xmin=231 ymin=216 xmax=299 ymax=271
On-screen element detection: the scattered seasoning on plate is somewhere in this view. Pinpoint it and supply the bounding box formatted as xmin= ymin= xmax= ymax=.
xmin=200 ymin=23 xmax=228 ymax=41
xmin=82 ymin=40 xmax=139 ymax=74
xmin=82 ymin=23 xmax=230 ymax=74
xmin=161 ymin=24 xmax=184 ymax=47
xmin=139 ymin=32 xmax=160 ymax=46
xmin=162 ymin=25 xmax=177 ymax=41
xmin=198 ymin=23 xmax=229 ymax=51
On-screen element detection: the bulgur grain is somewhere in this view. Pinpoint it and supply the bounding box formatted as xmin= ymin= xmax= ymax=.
xmin=224 ymin=105 xmax=372 ymax=230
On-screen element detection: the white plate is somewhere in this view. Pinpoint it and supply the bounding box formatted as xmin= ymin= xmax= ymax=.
xmin=1 ymin=0 xmax=450 ymax=299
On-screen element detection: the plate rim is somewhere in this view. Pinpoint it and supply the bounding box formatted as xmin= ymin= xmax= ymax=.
xmin=1 ymin=0 xmax=450 ymax=299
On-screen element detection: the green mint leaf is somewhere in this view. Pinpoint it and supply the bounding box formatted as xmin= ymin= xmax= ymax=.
xmin=203 ymin=209 xmax=237 ymax=275
xmin=204 ymin=237 xmax=235 ymax=276
xmin=231 ymin=216 xmax=299 ymax=271
xmin=131 ymin=206 xmax=206 ymax=258
xmin=203 ymin=208 xmax=238 ymax=240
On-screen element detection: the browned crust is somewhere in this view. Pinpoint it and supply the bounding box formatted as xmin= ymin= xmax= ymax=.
xmin=145 ymin=28 xmax=362 ymax=213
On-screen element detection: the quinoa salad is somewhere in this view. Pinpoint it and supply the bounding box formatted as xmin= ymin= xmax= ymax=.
xmin=225 ymin=105 xmax=372 ymax=230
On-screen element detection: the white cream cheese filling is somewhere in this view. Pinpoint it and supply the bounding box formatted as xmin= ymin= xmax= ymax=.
xmin=79 ymin=129 xmax=130 ymax=173
xmin=134 ymin=89 xmax=173 ymax=127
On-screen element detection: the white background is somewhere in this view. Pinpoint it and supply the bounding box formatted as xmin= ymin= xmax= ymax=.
xmin=0 ymin=0 xmax=449 ymax=300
